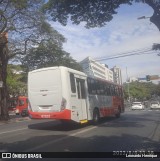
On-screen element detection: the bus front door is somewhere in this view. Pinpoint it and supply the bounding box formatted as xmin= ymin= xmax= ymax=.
xmin=75 ymin=77 xmax=88 ymax=121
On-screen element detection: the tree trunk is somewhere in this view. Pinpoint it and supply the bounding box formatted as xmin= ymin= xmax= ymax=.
xmin=0 ymin=33 xmax=9 ymax=121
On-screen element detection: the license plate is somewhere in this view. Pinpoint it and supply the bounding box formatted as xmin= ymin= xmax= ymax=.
xmin=41 ymin=115 xmax=51 ymax=118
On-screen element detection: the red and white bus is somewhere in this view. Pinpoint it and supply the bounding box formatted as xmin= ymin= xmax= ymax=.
xmin=28 ymin=66 xmax=124 ymax=124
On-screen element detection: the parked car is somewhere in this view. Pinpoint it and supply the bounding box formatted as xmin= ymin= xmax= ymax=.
xmin=131 ymin=102 xmax=144 ymax=110
xmin=150 ymin=101 xmax=160 ymax=109
xmin=21 ymin=108 xmax=29 ymax=117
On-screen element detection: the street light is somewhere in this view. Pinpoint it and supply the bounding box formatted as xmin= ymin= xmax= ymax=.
xmin=126 ymin=67 xmax=131 ymax=105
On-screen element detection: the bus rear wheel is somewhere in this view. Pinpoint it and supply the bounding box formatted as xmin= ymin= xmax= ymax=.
xmin=93 ymin=109 xmax=100 ymax=125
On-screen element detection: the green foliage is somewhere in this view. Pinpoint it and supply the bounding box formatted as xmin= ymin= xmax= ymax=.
xmin=43 ymin=0 xmax=132 ymax=28
xmin=123 ymin=81 xmax=159 ymax=101
xmin=43 ymin=0 xmax=160 ymax=30
xmin=152 ymin=43 xmax=160 ymax=51
xmin=10 ymin=0 xmax=28 ymax=9
xmin=22 ymin=41 xmax=82 ymax=71
xmin=7 ymin=64 xmax=27 ymax=96
xmin=156 ymin=84 xmax=160 ymax=95
xmin=0 ymin=0 xmax=65 ymax=61
xmin=0 ymin=0 xmax=80 ymax=120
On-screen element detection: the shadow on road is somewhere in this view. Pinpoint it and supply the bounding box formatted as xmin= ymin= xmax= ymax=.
xmin=27 ymin=113 xmax=153 ymax=131
xmin=27 ymin=115 xmax=119 ymax=131
xmin=28 ymin=120 xmax=90 ymax=131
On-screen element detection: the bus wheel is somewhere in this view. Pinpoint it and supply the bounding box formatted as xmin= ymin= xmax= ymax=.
xmin=93 ymin=109 xmax=100 ymax=125
xmin=115 ymin=108 xmax=121 ymax=118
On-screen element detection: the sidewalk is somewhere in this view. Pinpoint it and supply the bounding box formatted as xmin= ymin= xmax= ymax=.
xmin=0 ymin=115 xmax=30 ymax=125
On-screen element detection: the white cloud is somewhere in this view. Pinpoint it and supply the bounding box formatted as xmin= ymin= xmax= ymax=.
xmin=51 ymin=2 xmax=160 ymax=83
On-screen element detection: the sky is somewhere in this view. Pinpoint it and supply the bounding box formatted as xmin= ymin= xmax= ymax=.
xmin=51 ymin=2 xmax=160 ymax=83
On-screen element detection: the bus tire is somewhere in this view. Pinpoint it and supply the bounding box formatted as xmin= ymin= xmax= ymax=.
xmin=93 ymin=109 xmax=100 ymax=125
xmin=115 ymin=107 xmax=121 ymax=118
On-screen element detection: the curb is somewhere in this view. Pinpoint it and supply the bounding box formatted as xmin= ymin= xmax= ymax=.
xmin=0 ymin=117 xmax=31 ymax=125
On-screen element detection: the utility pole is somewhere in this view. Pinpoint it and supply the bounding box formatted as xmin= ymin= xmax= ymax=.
xmin=126 ymin=67 xmax=131 ymax=106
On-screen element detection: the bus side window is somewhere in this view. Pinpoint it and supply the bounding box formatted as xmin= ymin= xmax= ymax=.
xmin=70 ymin=73 xmax=76 ymax=93
xmin=80 ymin=79 xmax=86 ymax=99
xmin=91 ymin=79 xmax=96 ymax=94
xmin=96 ymin=81 xmax=100 ymax=95
xmin=76 ymin=79 xmax=80 ymax=99
xmin=118 ymin=87 xmax=121 ymax=97
xmin=115 ymin=86 xmax=118 ymax=96
xmin=105 ymin=84 xmax=109 ymax=96
xmin=99 ymin=82 xmax=105 ymax=95
xmin=120 ymin=88 xmax=123 ymax=97
xmin=87 ymin=78 xmax=91 ymax=94
xmin=110 ymin=86 xmax=113 ymax=96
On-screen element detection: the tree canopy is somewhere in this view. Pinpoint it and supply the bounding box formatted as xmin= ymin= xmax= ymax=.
xmin=0 ymin=0 xmax=81 ymax=120
xmin=123 ymin=81 xmax=160 ymax=101
xmin=22 ymin=40 xmax=82 ymax=71
xmin=0 ymin=0 xmax=160 ymax=120
xmin=44 ymin=0 xmax=160 ymax=31
xmin=7 ymin=64 xmax=27 ymax=97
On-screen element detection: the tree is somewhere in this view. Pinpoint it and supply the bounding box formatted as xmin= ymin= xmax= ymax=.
xmin=0 ymin=0 xmax=66 ymax=120
xmin=152 ymin=43 xmax=160 ymax=56
xmin=156 ymin=83 xmax=160 ymax=96
xmin=7 ymin=64 xmax=27 ymax=97
xmin=22 ymin=40 xmax=82 ymax=71
xmin=43 ymin=0 xmax=160 ymax=31
xmin=0 ymin=32 xmax=8 ymax=120
xmin=123 ymin=81 xmax=158 ymax=101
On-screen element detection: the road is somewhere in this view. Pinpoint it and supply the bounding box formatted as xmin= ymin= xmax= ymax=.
xmin=0 ymin=108 xmax=160 ymax=161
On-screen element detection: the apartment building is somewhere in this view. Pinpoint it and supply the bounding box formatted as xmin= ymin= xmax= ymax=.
xmin=80 ymin=57 xmax=114 ymax=82
xmin=111 ymin=66 xmax=122 ymax=85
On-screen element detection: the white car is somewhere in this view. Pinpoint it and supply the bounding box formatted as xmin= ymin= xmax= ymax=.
xmin=150 ymin=101 xmax=160 ymax=109
xmin=131 ymin=102 xmax=144 ymax=110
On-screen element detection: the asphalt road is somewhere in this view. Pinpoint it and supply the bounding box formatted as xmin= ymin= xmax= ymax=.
xmin=0 ymin=108 xmax=160 ymax=161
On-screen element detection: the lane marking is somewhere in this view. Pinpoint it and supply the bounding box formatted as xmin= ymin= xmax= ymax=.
xmin=69 ymin=126 xmax=97 ymax=136
xmin=24 ymin=126 xmax=97 ymax=152
xmin=0 ymin=127 xmax=28 ymax=135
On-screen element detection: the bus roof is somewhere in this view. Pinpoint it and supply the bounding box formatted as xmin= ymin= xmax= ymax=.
xmin=29 ymin=66 xmax=87 ymax=77
xmin=28 ymin=66 xmax=122 ymax=87
xmin=88 ymin=76 xmax=122 ymax=87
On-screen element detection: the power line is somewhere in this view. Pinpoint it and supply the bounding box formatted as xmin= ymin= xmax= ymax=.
xmin=96 ymin=47 xmax=151 ymax=59
xmin=94 ymin=47 xmax=158 ymax=61
xmin=98 ymin=50 xmax=155 ymax=61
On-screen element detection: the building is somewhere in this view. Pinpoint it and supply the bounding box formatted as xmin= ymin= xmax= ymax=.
xmin=111 ymin=66 xmax=122 ymax=85
xmin=128 ymin=77 xmax=138 ymax=82
xmin=80 ymin=57 xmax=114 ymax=82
